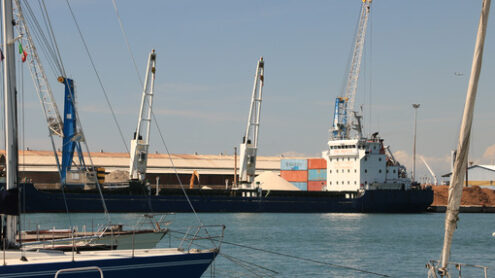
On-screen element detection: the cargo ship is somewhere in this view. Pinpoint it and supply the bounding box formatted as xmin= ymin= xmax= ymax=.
xmin=17 ymin=131 xmax=433 ymax=213
xmin=11 ymin=0 xmax=432 ymax=213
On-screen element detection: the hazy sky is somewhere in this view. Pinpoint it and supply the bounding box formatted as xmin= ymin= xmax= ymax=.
xmin=9 ymin=0 xmax=495 ymax=181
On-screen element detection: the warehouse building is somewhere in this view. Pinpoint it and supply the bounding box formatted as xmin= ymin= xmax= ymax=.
xmin=442 ymin=164 xmax=495 ymax=187
xmin=2 ymin=150 xmax=303 ymax=189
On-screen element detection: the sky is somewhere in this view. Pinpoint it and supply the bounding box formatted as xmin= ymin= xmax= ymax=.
xmin=7 ymin=0 xmax=495 ymax=182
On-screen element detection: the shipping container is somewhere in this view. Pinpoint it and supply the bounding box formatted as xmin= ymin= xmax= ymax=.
xmin=308 ymin=158 xmax=327 ymax=169
xmin=280 ymin=170 xmax=308 ymax=182
xmin=308 ymin=169 xmax=327 ymax=181
xmin=308 ymin=181 xmax=325 ymax=191
xmin=291 ymin=182 xmax=307 ymax=191
xmin=280 ymin=159 xmax=308 ymax=171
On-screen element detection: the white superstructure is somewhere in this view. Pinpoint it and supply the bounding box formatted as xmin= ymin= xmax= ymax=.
xmin=323 ymin=133 xmax=410 ymax=192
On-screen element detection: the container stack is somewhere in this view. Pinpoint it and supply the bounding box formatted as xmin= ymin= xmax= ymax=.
xmin=280 ymin=159 xmax=308 ymax=191
xmin=307 ymin=158 xmax=327 ymax=191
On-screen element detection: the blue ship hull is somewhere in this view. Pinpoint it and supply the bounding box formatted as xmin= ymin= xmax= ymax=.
xmin=0 ymin=250 xmax=217 ymax=277
xmin=19 ymin=184 xmax=433 ymax=213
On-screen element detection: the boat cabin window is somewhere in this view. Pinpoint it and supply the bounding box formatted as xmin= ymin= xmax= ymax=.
xmin=364 ymin=169 xmax=367 ymax=173
xmin=379 ymin=169 xmax=382 ymax=173
xmin=378 ymin=158 xmax=382 ymax=161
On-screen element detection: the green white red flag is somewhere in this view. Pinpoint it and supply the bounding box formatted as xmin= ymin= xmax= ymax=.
xmin=18 ymin=43 xmax=27 ymax=62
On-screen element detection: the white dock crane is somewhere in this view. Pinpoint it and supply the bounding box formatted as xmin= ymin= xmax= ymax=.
xmin=129 ymin=50 xmax=156 ymax=181
xmin=421 ymin=156 xmax=438 ymax=185
xmin=331 ymin=0 xmax=372 ymax=139
xmin=238 ymin=57 xmax=264 ymax=189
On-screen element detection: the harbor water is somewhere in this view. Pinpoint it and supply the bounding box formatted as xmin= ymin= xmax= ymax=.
xmin=22 ymin=213 xmax=495 ymax=277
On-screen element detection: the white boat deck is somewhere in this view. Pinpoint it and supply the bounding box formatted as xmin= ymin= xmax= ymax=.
xmin=1 ymin=248 xmax=213 ymax=266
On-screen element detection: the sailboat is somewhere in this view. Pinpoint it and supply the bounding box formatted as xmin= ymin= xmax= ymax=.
xmin=0 ymin=0 xmax=219 ymax=276
xmin=426 ymin=0 xmax=491 ymax=277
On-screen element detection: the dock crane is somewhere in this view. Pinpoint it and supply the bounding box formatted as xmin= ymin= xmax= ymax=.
xmin=331 ymin=0 xmax=372 ymax=140
xmin=421 ymin=156 xmax=438 ymax=185
xmin=129 ymin=50 xmax=156 ymax=182
xmin=238 ymin=57 xmax=264 ymax=189
xmin=12 ymin=0 xmax=92 ymax=186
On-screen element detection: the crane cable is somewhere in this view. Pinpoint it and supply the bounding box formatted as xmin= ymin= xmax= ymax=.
xmin=110 ymin=0 xmax=205 ymax=227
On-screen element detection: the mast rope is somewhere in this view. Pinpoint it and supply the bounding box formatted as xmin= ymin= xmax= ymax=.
xmin=110 ymin=0 xmax=143 ymax=86
xmin=168 ymin=229 xmax=391 ymax=277
xmin=64 ymin=0 xmax=130 ymax=154
xmin=110 ymin=0 xmax=205 ymax=225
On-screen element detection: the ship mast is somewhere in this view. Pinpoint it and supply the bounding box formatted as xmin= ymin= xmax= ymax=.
xmin=238 ymin=57 xmax=264 ymax=188
xmin=438 ymin=0 xmax=490 ymax=276
xmin=2 ymin=0 xmax=19 ymax=247
xmin=129 ymin=50 xmax=156 ymax=182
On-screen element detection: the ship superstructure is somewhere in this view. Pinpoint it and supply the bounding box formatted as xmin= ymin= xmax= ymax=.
xmin=323 ymin=134 xmax=410 ymax=192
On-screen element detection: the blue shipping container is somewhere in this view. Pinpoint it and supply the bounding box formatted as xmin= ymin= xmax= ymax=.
xmin=308 ymin=169 xmax=327 ymax=181
xmin=291 ymin=182 xmax=307 ymax=191
xmin=281 ymin=159 xmax=308 ymax=171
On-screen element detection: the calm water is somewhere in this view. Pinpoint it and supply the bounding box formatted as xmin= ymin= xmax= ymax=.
xmin=22 ymin=213 xmax=495 ymax=277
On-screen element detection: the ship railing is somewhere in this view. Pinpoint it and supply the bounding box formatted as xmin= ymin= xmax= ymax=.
xmin=179 ymin=224 xmax=225 ymax=252
xmin=133 ymin=213 xmax=174 ymax=232
xmin=426 ymin=260 xmax=488 ymax=278
xmin=55 ymin=266 xmax=103 ymax=278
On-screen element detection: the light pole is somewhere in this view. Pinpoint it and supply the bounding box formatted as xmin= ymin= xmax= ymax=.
xmin=412 ymin=104 xmax=420 ymax=183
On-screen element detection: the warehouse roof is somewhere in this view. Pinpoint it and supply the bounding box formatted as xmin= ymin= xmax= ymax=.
xmin=3 ymin=150 xmax=311 ymax=175
xmin=441 ymin=164 xmax=495 ymax=178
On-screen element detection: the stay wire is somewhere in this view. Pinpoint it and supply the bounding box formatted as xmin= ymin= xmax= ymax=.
xmin=39 ymin=0 xmax=66 ymax=77
xmin=110 ymin=0 xmax=205 ymax=226
xmin=22 ymin=0 xmax=61 ymax=76
xmin=64 ymin=0 xmax=129 ymax=154
xmin=167 ymin=231 xmax=278 ymax=278
xmin=110 ymin=0 xmax=143 ymax=85
xmin=151 ymin=111 xmax=203 ymax=226
xmin=168 ymin=229 xmax=391 ymax=278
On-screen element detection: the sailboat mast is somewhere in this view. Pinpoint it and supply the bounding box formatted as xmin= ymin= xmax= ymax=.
xmin=439 ymin=0 xmax=491 ymax=274
xmin=2 ymin=0 xmax=19 ymax=246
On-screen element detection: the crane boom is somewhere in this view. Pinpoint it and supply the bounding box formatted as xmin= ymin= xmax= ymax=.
xmin=12 ymin=0 xmax=64 ymax=137
xmin=331 ymin=0 xmax=372 ymax=139
xmin=129 ymin=50 xmax=156 ymax=181
xmin=421 ymin=156 xmax=438 ymax=185
xmin=238 ymin=57 xmax=264 ymax=188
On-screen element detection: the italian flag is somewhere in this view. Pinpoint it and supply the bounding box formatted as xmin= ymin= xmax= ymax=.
xmin=18 ymin=43 xmax=27 ymax=62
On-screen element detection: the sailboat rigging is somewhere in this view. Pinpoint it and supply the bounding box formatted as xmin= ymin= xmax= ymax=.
xmin=0 ymin=0 xmax=221 ymax=276
xmin=427 ymin=0 xmax=491 ymax=277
